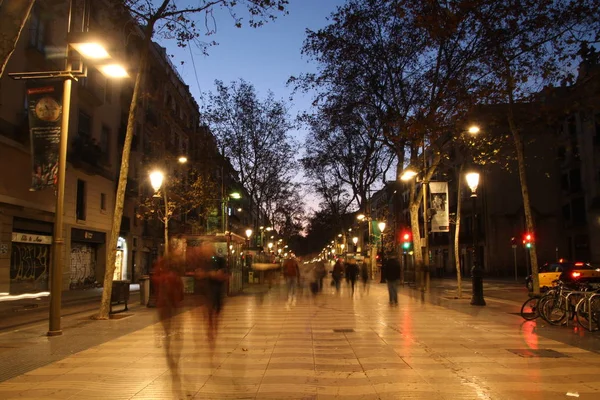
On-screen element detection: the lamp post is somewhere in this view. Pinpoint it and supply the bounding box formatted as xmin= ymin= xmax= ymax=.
xmin=149 ymin=170 xmax=168 ymax=257
xmin=378 ymin=221 xmax=386 ymax=283
xmin=8 ymin=0 xmax=128 ymax=336
xmin=357 ymin=213 xmax=376 ymax=278
xmin=352 ymin=236 xmax=358 ymax=252
xmin=400 ymin=168 xmax=429 ymax=291
xmin=466 ymin=171 xmax=485 ymax=306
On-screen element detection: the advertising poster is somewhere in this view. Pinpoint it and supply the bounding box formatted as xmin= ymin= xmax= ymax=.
xmin=429 ymin=181 xmax=450 ymax=232
xmin=27 ymin=81 xmax=63 ymax=191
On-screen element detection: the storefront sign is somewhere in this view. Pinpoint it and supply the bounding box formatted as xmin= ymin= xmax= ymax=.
xmin=11 ymin=233 xmax=52 ymax=245
xmin=71 ymin=228 xmax=106 ymax=244
xmin=27 ymin=81 xmax=63 ymax=191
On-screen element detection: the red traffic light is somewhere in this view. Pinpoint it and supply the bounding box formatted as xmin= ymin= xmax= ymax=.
xmin=402 ymin=232 xmax=411 ymax=241
xmin=523 ymin=233 xmax=533 ymax=242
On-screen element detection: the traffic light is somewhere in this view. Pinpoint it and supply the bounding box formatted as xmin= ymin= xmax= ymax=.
xmin=402 ymin=232 xmax=412 ymax=250
xmin=523 ymin=233 xmax=533 ymax=249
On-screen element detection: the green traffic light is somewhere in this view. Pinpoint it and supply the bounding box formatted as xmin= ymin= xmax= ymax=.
xmin=403 ymin=242 xmax=411 ymax=249
xmin=526 ymin=243 xmax=532 ymax=248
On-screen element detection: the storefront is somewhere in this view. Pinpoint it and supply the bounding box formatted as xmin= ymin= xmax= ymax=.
xmin=113 ymin=236 xmax=129 ymax=281
xmin=9 ymin=217 xmax=54 ymax=294
xmin=70 ymin=228 xmax=106 ymax=289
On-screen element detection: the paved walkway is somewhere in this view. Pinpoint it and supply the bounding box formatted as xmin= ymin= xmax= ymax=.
xmin=0 ymin=282 xmax=599 ymax=399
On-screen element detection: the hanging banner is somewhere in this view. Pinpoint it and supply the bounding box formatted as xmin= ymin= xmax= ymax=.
xmin=27 ymin=81 xmax=63 ymax=191
xmin=429 ymin=181 xmax=449 ymax=232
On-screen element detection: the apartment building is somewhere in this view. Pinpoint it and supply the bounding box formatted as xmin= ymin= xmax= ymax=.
xmin=0 ymin=0 xmax=237 ymax=295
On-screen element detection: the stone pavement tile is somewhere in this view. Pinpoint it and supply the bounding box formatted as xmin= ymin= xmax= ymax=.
xmin=317 ymin=384 xmax=378 ymax=397
xmin=11 ymin=387 xmax=83 ymax=399
xmin=256 ymin=383 xmax=318 ymax=397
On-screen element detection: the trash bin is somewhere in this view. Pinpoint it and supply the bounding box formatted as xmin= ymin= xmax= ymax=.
xmin=139 ymin=275 xmax=150 ymax=306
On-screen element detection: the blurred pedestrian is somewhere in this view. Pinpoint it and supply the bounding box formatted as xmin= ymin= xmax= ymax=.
xmin=283 ymin=255 xmax=300 ymax=307
xmin=383 ymin=255 xmax=401 ymax=306
xmin=315 ymin=259 xmax=326 ymax=292
xmin=346 ymin=258 xmax=359 ymax=295
xmin=191 ymin=243 xmax=229 ymax=347
xmin=152 ymin=256 xmax=184 ymax=368
xmin=332 ymin=258 xmax=344 ymax=292
xmin=360 ymin=259 xmax=370 ymax=294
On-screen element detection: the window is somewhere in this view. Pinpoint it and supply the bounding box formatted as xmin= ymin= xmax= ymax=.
xmin=100 ymin=125 xmax=110 ymax=161
xmin=76 ymin=180 xmax=87 ymax=221
xmin=572 ymin=197 xmax=586 ymax=226
xmin=78 ymin=111 xmax=91 ymax=137
xmin=100 ymin=193 xmax=106 ymax=211
xmin=28 ymin=8 xmax=47 ymax=52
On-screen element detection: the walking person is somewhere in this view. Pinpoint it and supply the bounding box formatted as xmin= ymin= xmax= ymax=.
xmin=360 ymin=259 xmax=370 ymax=294
xmin=152 ymin=255 xmax=184 ymax=368
xmin=332 ymin=258 xmax=344 ymax=292
xmin=383 ymin=255 xmax=401 ymax=306
xmin=315 ymin=259 xmax=326 ymax=292
xmin=345 ymin=258 xmax=359 ymax=295
xmin=283 ymin=255 xmax=300 ymax=307
xmin=191 ymin=243 xmax=229 ymax=348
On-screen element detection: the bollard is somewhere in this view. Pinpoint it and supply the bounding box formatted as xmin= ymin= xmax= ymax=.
xmin=470 ymin=264 xmax=486 ymax=306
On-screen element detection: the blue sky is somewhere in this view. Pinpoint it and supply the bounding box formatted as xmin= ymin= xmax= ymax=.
xmin=159 ymin=0 xmax=346 ymax=137
xmin=155 ymin=0 xmax=348 ymax=212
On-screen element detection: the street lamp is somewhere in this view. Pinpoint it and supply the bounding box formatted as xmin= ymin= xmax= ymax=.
xmin=268 ymin=242 xmax=273 ymax=252
xmin=352 ymin=236 xmax=358 ymax=252
xmin=378 ymin=222 xmax=386 ymax=283
xmin=149 ymin=170 xmax=171 ymax=258
xmin=466 ymin=171 xmax=485 ymax=306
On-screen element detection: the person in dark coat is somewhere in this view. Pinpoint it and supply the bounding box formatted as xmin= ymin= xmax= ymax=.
xmin=383 ymin=256 xmax=401 ymax=305
xmin=332 ymin=259 xmax=344 ymax=292
xmin=345 ymin=258 xmax=360 ymax=295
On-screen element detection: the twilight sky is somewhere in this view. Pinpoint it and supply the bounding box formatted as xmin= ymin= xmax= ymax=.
xmin=155 ymin=0 xmax=348 ymax=213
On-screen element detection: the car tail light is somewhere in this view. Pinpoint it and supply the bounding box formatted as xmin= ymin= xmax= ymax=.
xmin=572 ymin=271 xmax=581 ymax=278
xmin=575 ymin=262 xmax=584 ymax=266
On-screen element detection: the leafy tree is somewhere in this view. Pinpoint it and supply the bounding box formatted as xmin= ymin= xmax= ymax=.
xmin=301 ymin=101 xmax=394 ymax=211
xmin=98 ymin=0 xmax=288 ymax=319
xmin=136 ymin=167 xmax=219 ymax=255
xmin=202 ymin=79 xmax=299 ymax=230
xmin=0 ymin=0 xmax=35 ymax=78
xmin=293 ymin=0 xmax=484 ymax=283
xmin=456 ymin=0 xmax=600 ymax=295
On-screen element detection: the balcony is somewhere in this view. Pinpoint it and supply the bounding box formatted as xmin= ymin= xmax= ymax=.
xmin=68 ymin=135 xmax=108 ymax=176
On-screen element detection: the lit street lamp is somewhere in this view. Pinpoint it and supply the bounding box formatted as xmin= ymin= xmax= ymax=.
xmin=352 ymin=236 xmax=358 ymax=252
xmin=378 ymin=221 xmax=386 ymax=283
xmin=466 ymin=171 xmax=485 ymax=306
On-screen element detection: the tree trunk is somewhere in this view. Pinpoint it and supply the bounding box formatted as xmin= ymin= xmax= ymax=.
xmin=409 ymin=197 xmax=423 ymax=287
xmin=163 ymin=188 xmax=169 ymax=257
xmin=454 ymin=165 xmax=463 ymax=299
xmin=505 ymin=68 xmax=541 ymax=296
xmin=0 ymin=0 xmax=35 ymax=78
xmin=96 ymin=23 xmax=155 ymax=319
xmin=508 ymin=111 xmax=540 ymax=295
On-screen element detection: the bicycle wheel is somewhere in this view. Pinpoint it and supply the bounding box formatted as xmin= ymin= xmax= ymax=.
xmin=520 ymin=297 xmax=539 ymax=320
xmin=540 ymin=294 xmax=566 ymax=325
xmin=576 ymin=296 xmax=600 ymax=331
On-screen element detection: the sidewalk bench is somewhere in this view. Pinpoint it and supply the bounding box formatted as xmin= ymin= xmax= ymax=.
xmin=110 ymin=280 xmax=130 ymax=314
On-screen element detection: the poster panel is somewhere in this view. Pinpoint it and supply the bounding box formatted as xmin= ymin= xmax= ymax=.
xmin=429 ymin=181 xmax=449 ymax=232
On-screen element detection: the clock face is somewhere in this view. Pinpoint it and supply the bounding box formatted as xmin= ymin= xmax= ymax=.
xmin=34 ymin=96 xmax=61 ymax=122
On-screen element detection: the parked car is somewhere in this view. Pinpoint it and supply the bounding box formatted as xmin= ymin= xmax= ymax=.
xmin=525 ymin=261 xmax=600 ymax=291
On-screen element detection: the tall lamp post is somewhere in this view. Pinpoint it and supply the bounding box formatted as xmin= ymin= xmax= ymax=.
xmin=378 ymin=221 xmax=386 ymax=283
xmin=9 ymin=1 xmax=128 ymax=335
xmin=149 ymin=170 xmax=168 ymax=257
xmin=466 ymin=171 xmax=485 ymax=306
xmin=352 ymin=236 xmax=358 ymax=252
